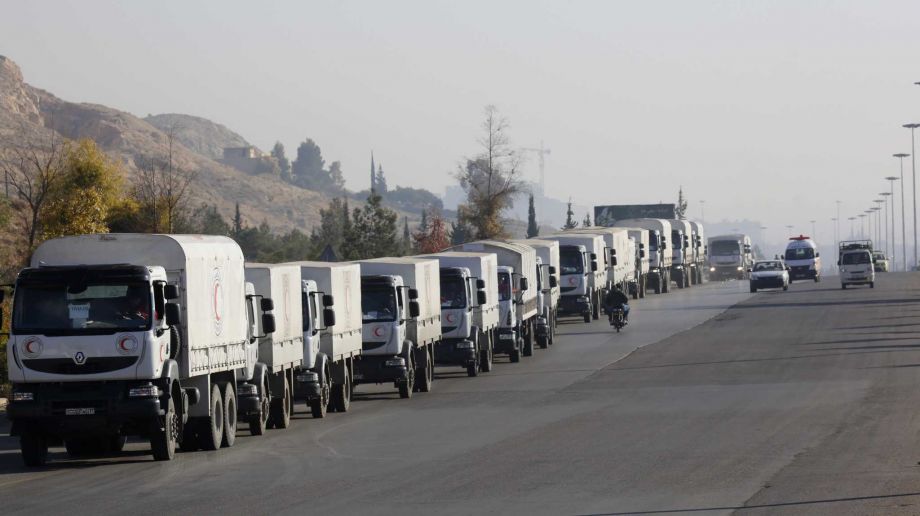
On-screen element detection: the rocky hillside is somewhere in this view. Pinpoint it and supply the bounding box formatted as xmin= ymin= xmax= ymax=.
xmin=0 ymin=55 xmax=325 ymax=233
xmin=144 ymin=113 xmax=250 ymax=160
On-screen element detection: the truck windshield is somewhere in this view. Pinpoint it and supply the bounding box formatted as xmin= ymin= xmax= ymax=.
xmin=13 ymin=281 xmax=152 ymax=335
xmin=362 ymin=287 xmax=397 ymax=323
xmin=785 ymin=247 xmax=815 ymax=260
xmin=710 ymin=241 xmax=741 ymax=255
xmin=440 ymin=277 xmax=467 ymax=309
xmin=842 ymin=252 xmax=871 ymax=265
xmin=498 ymin=272 xmax=512 ymax=302
xmin=648 ymin=233 xmax=658 ymax=251
xmin=559 ymin=248 xmax=584 ymax=275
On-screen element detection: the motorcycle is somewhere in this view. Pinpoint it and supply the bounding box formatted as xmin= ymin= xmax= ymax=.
xmin=608 ymin=307 xmax=626 ymax=332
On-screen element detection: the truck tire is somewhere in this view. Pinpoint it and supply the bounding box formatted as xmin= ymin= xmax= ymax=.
xmin=510 ymin=348 xmax=521 ymax=363
xmin=269 ymin=375 xmax=291 ymax=429
xmin=311 ymin=365 xmax=331 ymax=418
xmin=592 ymin=296 xmax=600 ymax=320
xmin=814 ymin=275 xmax=820 ymax=283
xmin=151 ymin=397 xmax=178 ymax=461
xmin=249 ymin=375 xmax=270 ymax=435
xmin=416 ymin=347 xmax=433 ymax=393
xmin=537 ymin=334 xmax=548 ymax=349
xmin=200 ymin=384 xmax=224 ymax=451
xmin=221 ymin=383 xmax=237 ymax=447
xmin=20 ymin=431 xmax=49 ymax=467
xmin=842 ymin=283 xmax=847 ymax=289
xmin=583 ymin=311 xmax=591 ymax=323
xmin=871 ymin=282 xmax=875 ymax=288
xmin=522 ymin=324 xmax=534 ymax=357
xmin=654 ymin=276 xmax=661 ymax=294
xmin=398 ymin=353 xmax=414 ymax=399
xmin=750 ymin=285 xmax=756 ymax=293
xmin=109 ymin=433 xmax=127 ymax=453
xmin=331 ymin=368 xmax=351 ymax=412
xmin=480 ymin=334 xmax=493 ymax=373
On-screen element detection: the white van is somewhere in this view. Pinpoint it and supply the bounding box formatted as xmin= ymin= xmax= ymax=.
xmin=784 ymin=236 xmax=821 ymax=283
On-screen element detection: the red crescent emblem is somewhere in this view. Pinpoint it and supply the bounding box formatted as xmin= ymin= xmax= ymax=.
xmin=568 ymin=277 xmax=577 ymax=286
xmin=446 ymin=313 xmax=455 ymax=323
xmin=373 ymin=327 xmax=384 ymax=338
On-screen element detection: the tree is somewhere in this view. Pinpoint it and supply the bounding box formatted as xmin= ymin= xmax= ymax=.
xmin=375 ymin=164 xmax=388 ymax=194
xmin=311 ymin=197 xmax=349 ymax=259
xmin=189 ymin=204 xmax=230 ymax=235
xmin=562 ymin=200 xmax=577 ymax=230
xmin=328 ymin=161 xmax=346 ymax=192
xmin=292 ymin=139 xmax=325 ymax=184
xmin=455 ymin=105 xmax=524 ymax=240
xmin=526 ymin=193 xmax=539 ymax=238
xmin=413 ymin=208 xmax=450 ymax=254
xmin=271 ymin=141 xmax=291 ymax=181
xmin=41 ymin=139 xmax=123 ymax=239
xmin=403 ymin=216 xmax=412 ymax=254
xmin=449 ymin=208 xmax=475 ymax=245
xmin=232 ymin=202 xmax=244 ymax=236
xmin=346 ymin=192 xmax=402 ymax=259
xmin=133 ymin=128 xmax=197 ymax=233
xmin=582 ymin=212 xmax=592 ymax=228
xmin=419 ymin=208 xmax=429 ymax=234
xmin=676 ymin=186 xmax=688 ymax=219
xmin=1 ymin=130 xmax=67 ymax=252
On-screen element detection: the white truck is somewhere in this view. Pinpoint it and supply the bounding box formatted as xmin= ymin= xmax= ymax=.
xmin=543 ymin=233 xmax=605 ymax=323
xmin=708 ymin=234 xmax=752 ymax=280
xmin=611 ymin=219 xmax=673 ymax=294
xmin=570 ymin=227 xmax=632 ymax=294
xmin=243 ymin=263 xmax=305 ymax=431
xmin=453 ymin=241 xmax=538 ymax=362
xmin=357 ymin=258 xmax=441 ymax=397
xmin=421 ymin=252 xmax=499 ymax=376
xmin=510 ymin=238 xmax=560 ymax=347
xmin=666 ymin=219 xmax=694 ymax=289
xmin=6 ymin=234 xmax=275 ymax=465
xmin=621 ymin=228 xmax=650 ymax=299
xmin=290 ymin=261 xmax=362 ymax=413
xmin=688 ymin=221 xmax=707 ymax=285
xmin=838 ymin=240 xmax=875 ymax=289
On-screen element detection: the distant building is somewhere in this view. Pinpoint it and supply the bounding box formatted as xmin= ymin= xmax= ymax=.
xmin=220 ymin=146 xmax=279 ymax=175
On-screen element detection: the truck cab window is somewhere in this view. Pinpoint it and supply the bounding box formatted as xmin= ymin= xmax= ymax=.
xmin=498 ymin=272 xmax=512 ymax=302
xmin=559 ymin=248 xmax=584 ymax=274
xmin=362 ymin=288 xmax=398 ymax=323
xmin=440 ymin=277 xmax=467 ymax=309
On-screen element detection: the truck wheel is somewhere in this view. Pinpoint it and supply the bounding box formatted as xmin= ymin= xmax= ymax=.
xmin=871 ymin=282 xmax=875 ymax=288
xmin=654 ymin=277 xmax=661 ymax=294
xmin=750 ymin=285 xmax=756 ymax=293
xmin=398 ymin=354 xmax=414 ymax=399
xmin=480 ymin=337 xmax=493 ymax=373
xmin=467 ymin=360 xmax=479 ymax=377
xmin=201 ymin=384 xmax=224 ymax=451
xmin=311 ymin=366 xmax=331 ymax=418
xmin=331 ymin=368 xmax=351 ymax=412
xmin=416 ymin=347 xmax=433 ymax=393
xmin=814 ymin=275 xmax=820 ymax=283
xmin=108 ymin=433 xmax=127 ymax=453
xmin=221 ymin=383 xmax=237 ymax=447
xmin=249 ymin=376 xmax=271 ymax=435
xmin=21 ymin=431 xmax=49 ymax=467
xmin=151 ymin=397 xmax=178 ymax=461
xmin=510 ymin=348 xmax=521 ymax=363
xmin=842 ymin=283 xmax=847 ymax=289
xmin=269 ymin=375 xmax=291 ymax=429
xmin=583 ymin=311 xmax=591 ymax=323
xmin=592 ymin=298 xmax=600 ymax=320
xmin=538 ymin=334 xmax=548 ymax=349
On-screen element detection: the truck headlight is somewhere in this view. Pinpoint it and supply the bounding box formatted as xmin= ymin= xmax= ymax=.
xmin=709 ymin=267 xmax=715 ymax=272
xmin=12 ymin=392 xmax=34 ymax=402
xmin=577 ymin=296 xmax=589 ymax=302
xmin=385 ymin=357 xmax=406 ymax=367
xmin=737 ymin=266 xmax=743 ymax=271
xmin=128 ymin=384 xmax=160 ymax=398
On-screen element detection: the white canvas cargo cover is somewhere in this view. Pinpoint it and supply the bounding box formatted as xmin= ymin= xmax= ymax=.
xmin=621 ymin=228 xmax=651 ymax=275
xmin=245 ymin=263 xmax=304 ymax=373
xmin=289 ymin=261 xmax=362 ymax=361
xmin=510 ymin=239 xmax=560 ymax=307
xmin=31 ymin=234 xmax=248 ymax=378
xmin=541 ymin=233 xmax=607 ymax=292
xmin=421 ymin=251 xmax=499 ymax=332
xmin=567 ymin=228 xmax=632 ymax=287
xmin=452 ymin=240 xmax=538 ymax=322
xmin=612 ymin=219 xmax=674 ymax=268
xmin=359 ymin=257 xmax=442 ymax=346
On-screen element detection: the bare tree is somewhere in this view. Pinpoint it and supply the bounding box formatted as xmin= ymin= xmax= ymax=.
xmin=455 ymin=105 xmax=525 ymax=239
xmin=133 ymin=125 xmax=196 ymax=233
xmin=0 ymin=129 xmax=67 ymax=252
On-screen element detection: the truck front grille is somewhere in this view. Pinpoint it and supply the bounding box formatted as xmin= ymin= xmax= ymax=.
xmin=23 ymin=356 xmax=138 ymax=375
xmin=362 ymin=341 xmax=387 ymax=351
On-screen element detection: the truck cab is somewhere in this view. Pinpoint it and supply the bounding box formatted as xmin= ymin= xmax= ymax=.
xmin=294 ymin=279 xmax=336 ymax=418
xmin=838 ymin=240 xmax=875 ymax=289
xmin=496 ymin=265 xmax=526 ymax=362
xmin=358 ymin=274 xmax=419 ymax=397
xmin=708 ymin=235 xmax=751 ymax=280
xmin=533 ymin=257 xmax=557 ymax=348
xmin=438 ymin=267 xmax=487 ymax=375
xmin=557 ymin=244 xmax=594 ymax=322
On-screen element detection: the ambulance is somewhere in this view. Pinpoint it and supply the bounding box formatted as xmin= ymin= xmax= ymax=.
xmin=784 ymin=235 xmax=821 ymax=283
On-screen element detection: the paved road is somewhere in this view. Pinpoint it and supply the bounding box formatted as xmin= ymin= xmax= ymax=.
xmin=3 ymin=274 xmax=920 ymax=515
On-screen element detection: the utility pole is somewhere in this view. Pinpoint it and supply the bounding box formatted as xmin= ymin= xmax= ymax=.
xmin=521 ymin=141 xmax=551 ymax=223
xmin=903 ymin=124 xmax=920 ymax=269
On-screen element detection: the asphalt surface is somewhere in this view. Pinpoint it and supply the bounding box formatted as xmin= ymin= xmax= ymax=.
xmin=3 ymin=273 xmax=920 ymax=515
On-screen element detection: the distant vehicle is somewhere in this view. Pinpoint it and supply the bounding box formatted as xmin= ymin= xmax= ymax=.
xmin=708 ymin=234 xmax=753 ymax=280
xmin=872 ymin=251 xmax=889 ymax=272
xmin=749 ymin=260 xmax=789 ymax=292
xmin=785 ymin=235 xmax=821 ymax=283
xmin=838 ymin=241 xmax=875 ymax=289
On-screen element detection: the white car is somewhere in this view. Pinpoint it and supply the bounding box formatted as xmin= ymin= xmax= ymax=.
xmin=749 ymin=260 xmax=790 ymax=292
xmin=839 ymin=249 xmax=875 ymax=289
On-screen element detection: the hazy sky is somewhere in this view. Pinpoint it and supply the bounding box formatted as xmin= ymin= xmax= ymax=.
xmin=3 ymin=0 xmax=920 ymax=248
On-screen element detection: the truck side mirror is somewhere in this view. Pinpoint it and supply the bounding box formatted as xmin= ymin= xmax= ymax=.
xmin=549 ymin=266 xmax=556 ymax=275
xmin=549 ymin=276 xmax=558 ymax=288
xmin=816 ymin=252 xmax=820 ymax=258
xmin=520 ymin=277 xmax=529 ymax=291
xmin=323 ymin=308 xmax=336 ymax=327
xmin=165 ymin=302 xmax=182 ymax=326
xmin=477 ymin=291 xmax=487 ymax=305
xmin=590 ymin=252 xmax=597 ymax=261
xmin=409 ymin=300 xmax=420 ymax=318
xmin=640 ymin=250 xmax=646 ymax=258
xmin=611 ymin=257 xmax=618 ymax=266
xmin=322 ymin=294 xmax=334 ymax=307
xmin=408 ymin=288 xmax=419 ymax=300
xmin=261 ymin=313 xmax=276 ymax=335
xmin=164 ymin=284 xmax=180 ymax=300
xmin=591 ymin=261 xmax=598 ymax=272
xmin=260 ymin=298 xmax=274 ymax=311
xmin=0 ymin=289 xmax=5 ymax=303
xmin=476 ymin=279 xmax=486 ymax=289
xmin=837 ymin=260 xmax=841 ymax=266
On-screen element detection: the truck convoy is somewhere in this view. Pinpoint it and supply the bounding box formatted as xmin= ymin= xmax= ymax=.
xmin=542 ymin=233 xmax=605 ymax=323
xmin=289 ymin=261 xmax=361 ymax=416
xmin=785 ymin=235 xmax=821 ymax=283
xmin=421 ymin=252 xmax=499 ymax=376
xmin=611 ymin=219 xmax=673 ymax=294
xmin=708 ymin=234 xmax=753 ymax=280
xmin=454 ymin=241 xmax=538 ymax=362
xmin=6 ymin=234 xmax=276 ymax=465
xmin=509 ymin=239 xmax=560 ymax=347
xmin=838 ymin=240 xmax=875 ymax=289
xmin=568 ymin=227 xmax=632 ymax=296
xmin=357 ymin=258 xmax=441 ymax=398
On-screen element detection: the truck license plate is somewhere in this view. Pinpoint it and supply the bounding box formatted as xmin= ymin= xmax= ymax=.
xmin=499 ymin=334 xmax=513 ymax=340
xmin=353 ymin=373 xmax=363 ymax=380
xmin=65 ymin=408 xmax=95 ymax=416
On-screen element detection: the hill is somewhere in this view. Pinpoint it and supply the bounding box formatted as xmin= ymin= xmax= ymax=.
xmin=144 ymin=113 xmax=250 ymax=160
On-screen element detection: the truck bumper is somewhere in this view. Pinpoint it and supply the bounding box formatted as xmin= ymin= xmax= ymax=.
xmin=789 ymin=267 xmax=817 ymax=280
xmin=435 ymin=339 xmax=477 ymax=367
xmin=558 ymin=295 xmax=591 ymax=316
xmin=709 ymin=266 xmax=743 ymax=280
xmin=495 ymin=328 xmax=519 ymax=354
xmin=7 ymin=381 xmax=164 ymax=437
xmin=353 ymin=355 xmax=409 ymax=385
xmin=293 ymin=370 xmax=322 ymax=400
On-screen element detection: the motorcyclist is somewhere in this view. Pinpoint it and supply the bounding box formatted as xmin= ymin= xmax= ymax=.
xmin=604 ymin=285 xmax=630 ymax=324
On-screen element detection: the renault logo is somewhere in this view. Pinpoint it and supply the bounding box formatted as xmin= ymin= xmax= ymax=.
xmin=73 ymin=351 xmax=86 ymax=365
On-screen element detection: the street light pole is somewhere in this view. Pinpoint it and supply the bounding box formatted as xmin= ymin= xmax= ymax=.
xmin=873 ymin=203 xmax=883 ymax=248
xmin=700 ymin=200 xmax=706 ymax=223
xmin=903 ymin=124 xmax=920 ymax=269
xmin=880 ymin=192 xmax=892 ymax=261
xmin=894 ymin=153 xmax=910 ymax=271
xmin=859 ymin=213 xmax=867 ymax=239
xmin=848 ymin=217 xmax=856 ymax=239
xmin=885 ymin=175 xmax=899 ymax=269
